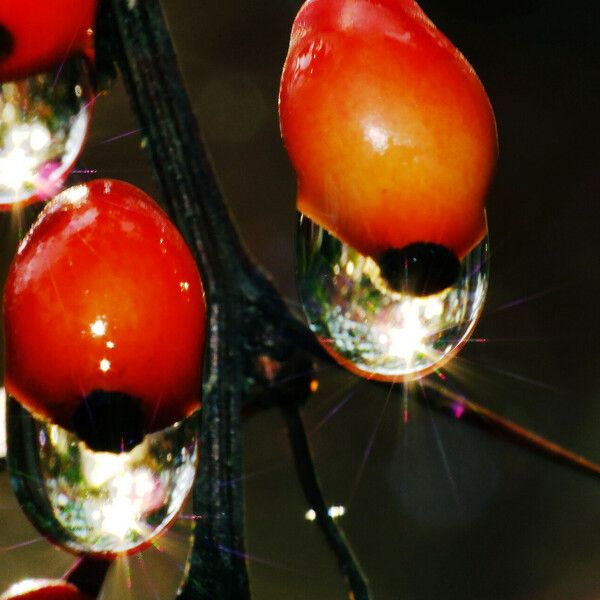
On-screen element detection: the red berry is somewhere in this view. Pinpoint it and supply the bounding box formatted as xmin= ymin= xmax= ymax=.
xmin=280 ymin=0 xmax=497 ymax=262
xmin=3 ymin=180 xmax=206 ymax=446
xmin=0 ymin=1 xmax=98 ymax=81
xmin=0 ymin=580 xmax=92 ymax=600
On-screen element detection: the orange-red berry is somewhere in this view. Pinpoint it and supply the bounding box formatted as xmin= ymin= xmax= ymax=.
xmin=280 ymin=0 xmax=497 ymax=262
xmin=4 ymin=180 xmax=205 ymax=445
xmin=0 ymin=1 xmax=98 ymax=81
xmin=0 ymin=580 xmax=92 ymax=600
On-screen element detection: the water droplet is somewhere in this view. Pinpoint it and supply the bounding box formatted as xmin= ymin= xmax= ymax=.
xmin=0 ymin=56 xmax=92 ymax=207
xmin=7 ymin=398 xmax=198 ymax=555
xmin=296 ymin=214 xmax=489 ymax=381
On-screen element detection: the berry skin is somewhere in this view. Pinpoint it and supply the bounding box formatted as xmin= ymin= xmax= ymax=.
xmin=3 ymin=180 xmax=206 ymax=444
xmin=0 ymin=580 xmax=92 ymax=600
xmin=280 ymin=0 xmax=497 ymax=263
xmin=0 ymin=1 xmax=98 ymax=82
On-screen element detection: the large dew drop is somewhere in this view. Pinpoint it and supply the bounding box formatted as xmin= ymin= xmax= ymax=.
xmin=0 ymin=56 xmax=92 ymax=207
xmin=7 ymin=398 xmax=198 ymax=555
xmin=297 ymin=214 xmax=489 ymax=380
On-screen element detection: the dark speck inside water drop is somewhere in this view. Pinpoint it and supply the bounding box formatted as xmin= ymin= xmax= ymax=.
xmin=72 ymin=390 xmax=146 ymax=453
xmin=378 ymin=243 xmax=460 ymax=296
xmin=0 ymin=24 xmax=14 ymax=61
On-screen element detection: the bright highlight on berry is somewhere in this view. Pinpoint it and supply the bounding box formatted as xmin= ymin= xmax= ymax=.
xmin=281 ymin=0 xmax=497 ymax=380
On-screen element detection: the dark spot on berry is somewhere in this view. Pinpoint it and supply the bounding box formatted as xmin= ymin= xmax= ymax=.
xmin=378 ymin=243 xmax=460 ymax=296
xmin=72 ymin=390 xmax=145 ymax=453
xmin=0 ymin=24 xmax=14 ymax=61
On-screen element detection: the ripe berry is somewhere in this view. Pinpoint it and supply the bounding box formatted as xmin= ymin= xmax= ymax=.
xmin=3 ymin=180 xmax=206 ymax=451
xmin=0 ymin=1 xmax=98 ymax=82
xmin=0 ymin=580 xmax=92 ymax=600
xmin=280 ymin=0 xmax=497 ymax=286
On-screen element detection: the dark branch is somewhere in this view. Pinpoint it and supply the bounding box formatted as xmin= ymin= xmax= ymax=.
xmin=257 ymin=353 xmax=371 ymax=598
xmin=282 ymin=403 xmax=371 ymax=600
xmin=65 ymin=556 xmax=112 ymax=598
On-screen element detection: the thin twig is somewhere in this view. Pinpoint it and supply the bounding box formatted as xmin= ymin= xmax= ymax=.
xmin=282 ymin=403 xmax=371 ymax=600
xmin=420 ymin=378 xmax=600 ymax=478
xmin=65 ymin=556 xmax=113 ymax=599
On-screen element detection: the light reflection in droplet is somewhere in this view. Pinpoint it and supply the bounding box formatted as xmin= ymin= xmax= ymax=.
xmin=345 ymin=261 xmax=354 ymax=276
xmin=84 ymin=451 xmax=125 ymax=488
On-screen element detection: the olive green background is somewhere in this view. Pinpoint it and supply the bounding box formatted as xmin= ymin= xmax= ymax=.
xmin=0 ymin=0 xmax=598 ymax=598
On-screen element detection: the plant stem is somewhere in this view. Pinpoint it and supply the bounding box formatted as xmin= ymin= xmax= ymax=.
xmin=65 ymin=556 xmax=112 ymax=599
xmin=282 ymin=403 xmax=372 ymax=600
xmin=420 ymin=378 xmax=600 ymax=479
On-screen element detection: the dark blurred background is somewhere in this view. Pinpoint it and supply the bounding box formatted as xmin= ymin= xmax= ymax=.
xmin=0 ymin=0 xmax=599 ymax=598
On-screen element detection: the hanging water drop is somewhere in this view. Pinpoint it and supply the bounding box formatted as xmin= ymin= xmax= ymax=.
xmin=7 ymin=397 xmax=198 ymax=555
xmin=296 ymin=214 xmax=489 ymax=381
xmin=0 ymin=56 xmax=93 ymax=207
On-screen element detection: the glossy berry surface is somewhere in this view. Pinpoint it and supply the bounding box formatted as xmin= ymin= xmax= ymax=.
xmin=0 ymin=1 xmax=97 ymax=82
xmin=0 ymin=580 xmax=92 ymax=600
xmin=4 ymin=180 xmax=206 ymax=437
xmin=280 ymin=0 xmax=497 ymax=262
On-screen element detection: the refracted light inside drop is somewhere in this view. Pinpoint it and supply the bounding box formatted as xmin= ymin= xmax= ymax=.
xmin=0 ymin=56 xmax=92 ymax=207
xmin=7 ymin=398 xmax=198 ymax=555
xmin=296 ymin=214 xmax=489 ymax=380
